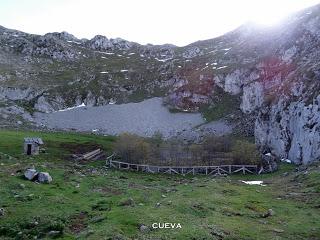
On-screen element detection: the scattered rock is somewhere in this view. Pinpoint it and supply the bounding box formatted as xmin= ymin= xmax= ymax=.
xmin=155 ymin=202 xmax=161 ymax=207
xmin=24 ymin=168 xmax=53 ymax=183
xmin=119 ymin=198 xmax=135 ymax=207
xmin=261 ymin=209 xmax=274 ymax=218
xmin=258 ymin=220 xmax=268 ymax=224
xmin=139 ymin=224 xmax=149 ymax=233
xmin=259 ymin=153 xmax=278 ymax=173
xmin=282 ymin=172 xmax=289 ymax=177
xmin=90 ymin=216 xmax=107 ymax=223
xmin=37 ymin=172 xmax=53 ymax=183
xmin=0 ymin=208 xmax=4 ymax=216
xmin=47 ymin=230 xmax=61 ymax=237
xmin=209 ymin=225 xmax=228 ymax=239
xmin=273 ymin=228 xmax=284 ymax=233
xmin=24 ymin=168 xmax=38 ymax=180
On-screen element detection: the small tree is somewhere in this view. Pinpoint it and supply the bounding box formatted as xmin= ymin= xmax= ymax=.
xmin=150 ymin=131 xmax=164 ymax=146
xmin=189 ymin=144 xmax=204 ymax=165
xmin=232 ymin=140 xmax=260 ymax=165
xmin=203 ymin=136 xmax=232 ymax=153
xmin=114 ymin=133 xmax=151 ymax=164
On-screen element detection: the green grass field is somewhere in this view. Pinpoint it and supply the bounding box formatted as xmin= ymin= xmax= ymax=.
xmin=0 ymin=130 xmax=319 ymax=239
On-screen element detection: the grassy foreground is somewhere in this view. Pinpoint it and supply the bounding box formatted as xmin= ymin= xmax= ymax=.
xmin=0 ymin=130 xmax=319 ymax=240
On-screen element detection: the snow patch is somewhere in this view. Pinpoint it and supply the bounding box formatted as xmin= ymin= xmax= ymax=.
xmin=109 ymin=99 xmax=116 ymax=104
xmin=217 ymin=66 xmax=228 ymax=70
xmin=281 ymin=158 xmax=292 ymax=164
xmin=155 ymin=57 xmax=172 ymax=62
xmin=241 ymin=181 xmax=266 ymax=186
xmin=67 ymin=40 xmax=81 ymax=45
xmin=58 ymin=103 xmax=86 ymax=112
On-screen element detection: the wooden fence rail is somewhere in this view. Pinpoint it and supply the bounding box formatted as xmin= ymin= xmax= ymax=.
xmin=106 ymin=159 xmax=258 ymax=176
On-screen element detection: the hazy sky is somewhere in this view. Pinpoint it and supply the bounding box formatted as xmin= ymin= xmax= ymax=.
xmin=1 ymin=0 xmax=320 ymax=46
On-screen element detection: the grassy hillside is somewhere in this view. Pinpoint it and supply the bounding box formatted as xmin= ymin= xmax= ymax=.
xmin=0 ymin=130 xmax=319 ymax=239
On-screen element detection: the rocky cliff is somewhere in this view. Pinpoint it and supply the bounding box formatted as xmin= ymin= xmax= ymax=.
xmin=1 ymin=4 xmax=320 ymax=164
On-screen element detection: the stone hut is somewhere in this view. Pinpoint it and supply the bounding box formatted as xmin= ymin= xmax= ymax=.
xmin=24 ymin=137 xmax=44 ymax=155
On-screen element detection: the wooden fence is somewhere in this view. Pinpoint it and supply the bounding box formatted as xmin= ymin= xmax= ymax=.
xmin=107 ymin=159 xmax=258 ymax=176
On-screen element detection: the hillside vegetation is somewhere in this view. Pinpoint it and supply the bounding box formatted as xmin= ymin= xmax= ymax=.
xmin=0 ymin=130 xmax=319 ymax=239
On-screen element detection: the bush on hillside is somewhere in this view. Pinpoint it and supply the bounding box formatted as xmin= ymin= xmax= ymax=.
xmin=232 ymin=140 xmax=260 ymax=165
xmin=203 ymin=136 xmax=232 ymax=153
xmin=114 ymin=133 xmax=151 ymax=164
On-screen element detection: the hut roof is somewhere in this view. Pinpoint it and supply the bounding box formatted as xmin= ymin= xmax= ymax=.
xmin=24 ymin=137 xmax=44 ymax=145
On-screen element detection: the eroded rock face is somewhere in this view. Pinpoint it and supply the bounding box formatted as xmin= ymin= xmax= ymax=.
xmin=88 ymin=35 xmax=133 ymax=51
xmin=34 ymin=96 xmax=55 ymax=113
xmin=223 ymin=70 xmax=244 ymax=95
xmin=241 ymin=82 xmax=264 ymax=113
xmin=0 ymin=87 xmax=38 ymax=101
xmin=183 ymin=46 xmax=202 ymax=58
xmin=255 ymin=96 xmax=320 ymax=164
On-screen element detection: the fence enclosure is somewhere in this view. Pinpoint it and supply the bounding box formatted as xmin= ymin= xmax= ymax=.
xmin=107 ymin=159 xmax=258 ymax=176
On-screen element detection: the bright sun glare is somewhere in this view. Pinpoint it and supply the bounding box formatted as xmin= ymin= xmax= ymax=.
xmin=246 ymin=0 xmax=318 ymax=26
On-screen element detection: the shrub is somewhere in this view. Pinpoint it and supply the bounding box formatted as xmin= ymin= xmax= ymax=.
xmin=150 ymin=131 xmax=163 ymax=146
xmin=232 ymin=140 xmax=260 ymax=165
xmin=114 ymin=133 xmax=151 ymax=164
xmin=202 ymin=136 xmax=232 ymax=153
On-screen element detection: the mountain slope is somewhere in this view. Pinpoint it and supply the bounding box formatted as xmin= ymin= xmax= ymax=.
xmin=1 ymin=4 xmax=320 ymax=164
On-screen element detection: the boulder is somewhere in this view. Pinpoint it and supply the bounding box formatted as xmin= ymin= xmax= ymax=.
xmin=261 ymin=208 xmax=274 ymax=218
xmin=24 ymin=169 xmax=38 ymax=180
xmin=38 ymin=172 xmax=53 ymax=183
xmin=259 ymin=153 xmax=278 ymax=173
xmin=118 ymin=198 xmax=134 ymax=207
xmin=139 ymin=224 xmax=149 ymax=233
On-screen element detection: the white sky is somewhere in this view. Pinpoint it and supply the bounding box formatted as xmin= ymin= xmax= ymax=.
xmin=1 ymin=0 xmax=320 ymax=46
